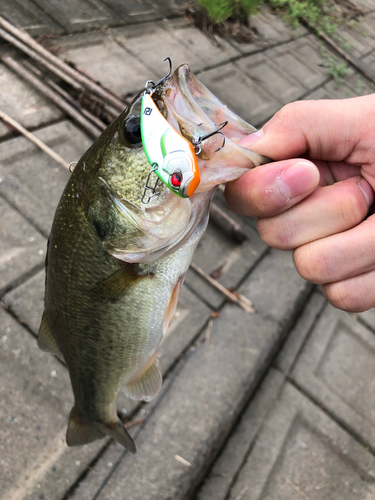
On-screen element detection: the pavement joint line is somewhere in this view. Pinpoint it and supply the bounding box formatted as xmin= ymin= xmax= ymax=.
xmin=194 ymin=33 xmax=311 ymax=76
xmin=272 ymin=292 xmax=328 ymax=376
xmin=0 ymin=191 xmax=49 ymax=238
xmin=0 ymin=260 xmax=45 ymax=299
xmin=285 ymin=374 xmax=375 ymax=457
xmin=104 ymin=28 xmax=161 ymax=80
xmin=355 ymin=315 xmax=375 ymax=336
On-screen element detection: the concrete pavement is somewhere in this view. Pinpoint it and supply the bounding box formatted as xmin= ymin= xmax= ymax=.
xmin=1 ymin=1 xmax=375 ymax=499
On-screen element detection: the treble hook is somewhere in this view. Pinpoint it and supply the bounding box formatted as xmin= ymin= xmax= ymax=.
xmin=144 ymin=57 xmax=172 ymax=94
xmin=141 ymin=165 xmax=161 ymax=204
xmin=192 ymin=121 xmax=228 ymax=155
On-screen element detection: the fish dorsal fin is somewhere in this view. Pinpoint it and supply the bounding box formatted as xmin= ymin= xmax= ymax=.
xmin=125 ymin=354 xmax=162 ymax=402
xmin=92 ymin=265 xmax=149 ymax=303
xmin=37 ymin=311 xmax=65 ymax=362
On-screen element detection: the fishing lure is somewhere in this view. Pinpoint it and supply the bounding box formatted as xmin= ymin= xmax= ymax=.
xmin=140 ymin=58 xmax=227 ymax=203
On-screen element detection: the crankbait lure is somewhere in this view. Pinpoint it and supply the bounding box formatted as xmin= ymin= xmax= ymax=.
xmin=140 ymin=57 xmax=228 ymax=203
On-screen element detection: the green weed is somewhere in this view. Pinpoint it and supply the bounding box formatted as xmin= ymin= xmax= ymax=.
xmin=195 ymin=0 xmax=262 ymax=24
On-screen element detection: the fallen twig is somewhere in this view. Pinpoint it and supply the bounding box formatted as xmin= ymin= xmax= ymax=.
xmin=285 ymin=478 xmax=310 ymax=500
xmin=190 ymin=262 xmax=255 ymax=313
xmin=0 ymin=15 xmax=126 ymax=112
xmin=0 ymin=109 xmax=70 ymax=170
xmin=210 ymin=202 xmax=247 ymax=243
xmin=1 ymin=55 xmax=102 ymax=139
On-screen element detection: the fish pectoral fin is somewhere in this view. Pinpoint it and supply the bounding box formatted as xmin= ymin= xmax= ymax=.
xmin=92 ymin=265 xmax=149 ymax=303
xmin=37 ymin=311 xmax=65 ymax=363
xmin=125 ymin=354 xmax=162 ymax=402
xmin=66 ymin=408 xmax=136 ymax=453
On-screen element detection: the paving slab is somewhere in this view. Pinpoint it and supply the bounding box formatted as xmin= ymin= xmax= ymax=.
xmin=157 ymin=18 xmax=239 ymax=67
xmin=185 ymin=197 xmax=268 ymax=310
xmin=0 ymin=196 xmax=46 ymax=294
xmin=51 ymin=31 xmax=153 ymax=97
xmin=226 ymin=379 xmax=375 ymax=500
xmin=230 ymin=6 xmax=304 ymax=55
xmin=0 ymin=63 xmax=64 ymax=140
xmin=68 ymin=233 xmax=310 ymax=500
xmin=100 ymin=0 xmax=180 ymax=24
xmin=335 ymin=17 xmax=375 ymax=59
xmin=197 ymin=290 xmax=325 ymax=500
xmin=0 ymin=120 xmax=90 ymax=235
xmin=291 ymin=305 xmax=375 ymax=452
xmin=3 ymin=269 xmax=45 ymax=335
xmin=198 ymin=62 xmax=281 ymax=127
xmin=31 ymin=0 xmax=117 ymax=33
xmin=274 ymin=290 xmax=326 ymax=375
xmin=266 ymin=37 xmax=329 ymax=91
xmin=238 ymin=247 xmax=311 ymax=325
xmin=0 ymin=0 xmax=63 ymax=37
xmin=0 ymin=305 xmax=72 ymax=500
xmin=196 ymin=368 xmax=285 ymax=500
xmin=111 ymin=23 xmax=206 ymax=76
xmin=235 ymin=52 xmax=305 ymax=104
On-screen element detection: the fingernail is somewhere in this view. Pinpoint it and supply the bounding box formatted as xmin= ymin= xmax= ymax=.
xmin=358 ymin=179 xmax=374 ymax=208
xmin=238 ymin=128 xmax=264 ymax=148
xmin=276 ymin=162 xmax=319 ymax=200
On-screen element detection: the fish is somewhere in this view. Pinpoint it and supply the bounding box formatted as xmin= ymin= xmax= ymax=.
xmin=38 ymin=63 xmax=269 ymax=453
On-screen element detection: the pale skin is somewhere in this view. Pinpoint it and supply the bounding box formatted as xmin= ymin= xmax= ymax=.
xmin=225 ymin=94 xmax=375 ymax=313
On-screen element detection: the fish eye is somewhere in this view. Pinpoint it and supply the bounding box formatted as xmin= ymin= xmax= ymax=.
xmin=124 ymin=115 xmax=142 ymax=145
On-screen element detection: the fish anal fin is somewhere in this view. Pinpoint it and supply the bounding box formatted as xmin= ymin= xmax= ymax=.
xmin=37 ymin=311 xmax=65 ymax=362
xmin=66 ymin=408 xmax=136 ymax=453
xmin=92 ymin=265 xmax=150 ymax=303
xmin=163 ymin=275 xmax=184 ymax=335
xmin=125 ymin=354 xmax=162 ymax=402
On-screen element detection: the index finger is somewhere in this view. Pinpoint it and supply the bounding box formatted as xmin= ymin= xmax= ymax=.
xmin=244 ymin=96 xmax=375 ymax=165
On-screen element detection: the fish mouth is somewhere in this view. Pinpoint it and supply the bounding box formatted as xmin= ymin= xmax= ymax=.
xmin=155 ymin=64 xmax=270 ymax=191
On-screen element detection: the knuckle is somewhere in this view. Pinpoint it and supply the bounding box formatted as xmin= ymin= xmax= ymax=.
xmin=273 ymin=102 xmax=304 ymax=126
xmin=257 ymin=216 xmax=300 ymax=250
xmin=293 ymin=242 xmax=330 ymax=284
xmin=338 ymin=186 xmax=367 ymax=228
xmin=322 ymin=281 xmax=368 ymax=313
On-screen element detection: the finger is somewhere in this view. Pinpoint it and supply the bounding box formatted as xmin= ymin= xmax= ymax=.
xmin=241 ymin=96 xmax=375 ymax=166
xmin=256 ymin=176 xmax=373 ymax=250
xmin=322 ymin=270 xmax=375 ymax=313
xmin=225 ymin=159 xmax=320 ymax=218
xmin=293 ymin=213 xmax=375 ymax=285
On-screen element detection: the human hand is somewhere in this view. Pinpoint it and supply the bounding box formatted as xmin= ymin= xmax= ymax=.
xmin=226 ymin=95 xmax=375 ymax=312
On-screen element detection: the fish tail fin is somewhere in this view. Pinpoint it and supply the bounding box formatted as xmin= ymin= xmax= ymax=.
xmin=66 ymin=407 xmax=104 ymax=446
xmin=66 ymin=408 xmax=136 ymax=453
xmin=99 ymin=419 xmax=136 ymax=454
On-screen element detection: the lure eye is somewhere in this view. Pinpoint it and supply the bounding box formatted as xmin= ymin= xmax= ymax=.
xmin=170 ymin=172 xmax=182 ymax=187
xmin=124 ymin=115 xmax=142 ymax=145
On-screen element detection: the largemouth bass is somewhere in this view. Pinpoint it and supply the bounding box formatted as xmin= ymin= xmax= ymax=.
xmin=38 ymin=64 xmax=269 ymax=453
